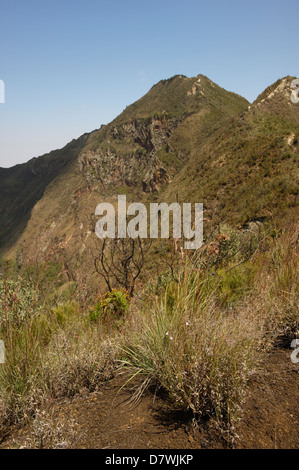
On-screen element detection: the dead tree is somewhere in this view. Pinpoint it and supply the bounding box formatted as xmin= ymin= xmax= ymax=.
xmin=93 ymin=237 xmax=151 ymax=297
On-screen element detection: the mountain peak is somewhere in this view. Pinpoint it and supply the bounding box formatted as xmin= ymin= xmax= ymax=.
xmin=1 ymin=74 xmax=297 ymax=264
xmin=251 ymin=76 xmax=299 ymax=122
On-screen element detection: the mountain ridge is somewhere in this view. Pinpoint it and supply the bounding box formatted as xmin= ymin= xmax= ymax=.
xmin=0 ymin=74 xmax=298 ymax=285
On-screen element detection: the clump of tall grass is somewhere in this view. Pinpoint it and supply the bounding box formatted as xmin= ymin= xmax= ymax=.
xmin=251 ymin=223 xmax=299 ymax=339
xmin=121 ymin=223 xmax=298 ymax=430
xmin=0 ymin=272 xmax=45 ymax=423
xmin=121 ymin=264 xmax=265 ymax=428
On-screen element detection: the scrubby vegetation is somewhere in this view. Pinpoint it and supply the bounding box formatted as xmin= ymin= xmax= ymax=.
xmin=0 ymin=264 xmax=118 ymax=424
xmin=0 ymin=221 xmax=297 ymax=441
xmin=0 ymin=75 xmax=298 ymax=447
xmin=121 ymin=223 xmax=298 ymax=430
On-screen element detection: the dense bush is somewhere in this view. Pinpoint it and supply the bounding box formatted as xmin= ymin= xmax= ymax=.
xmin=88 ymin=289 xmax=129 ymax=326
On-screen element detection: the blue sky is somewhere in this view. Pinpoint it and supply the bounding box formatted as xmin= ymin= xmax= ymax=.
xmin=0 ymin=0 xmax=298 ymax=167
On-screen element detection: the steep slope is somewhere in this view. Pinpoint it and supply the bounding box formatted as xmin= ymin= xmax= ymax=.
xmin=163 ymin=76 xmax=299 ymax=229
xmin=2 ymin=74 xmax=249 ymax=267
xmin=252 ymin=75 xmax=299 ymax=123
xmin=78 ymin=74 xmax=249 ymax=195
xmin=1 ymin=75 xmax=298 ymax=287
xmin=0 ymin=133 xmax=91 ymax=254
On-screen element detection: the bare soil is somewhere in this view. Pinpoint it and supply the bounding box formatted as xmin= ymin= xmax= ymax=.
xmin=0 ymin=346 xmax=298 ymax=449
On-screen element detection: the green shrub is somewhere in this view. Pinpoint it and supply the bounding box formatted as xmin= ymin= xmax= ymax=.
xmin=88 ymin=289 xmax=129 ymax=326
xmin=216 ymin=264 xmax=255 ymax=306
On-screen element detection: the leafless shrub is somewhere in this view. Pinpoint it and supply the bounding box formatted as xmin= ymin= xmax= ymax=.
xmin=93 ymin=237 xmax=151 ymax=296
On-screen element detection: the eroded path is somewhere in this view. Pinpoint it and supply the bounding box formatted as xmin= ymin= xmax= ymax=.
xmin=1 ymin=347 xmax=298 ymax=449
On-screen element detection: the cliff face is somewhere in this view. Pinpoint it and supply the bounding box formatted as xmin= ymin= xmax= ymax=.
xmin=78 ymin=116 xmax=179 ymax=192
xmin=76 ymin=74 xmax=249 ymax=198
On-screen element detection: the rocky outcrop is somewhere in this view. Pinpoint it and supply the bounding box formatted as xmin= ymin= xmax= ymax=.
xmin=78 ymin=116 xmax=179 ymax=192
xmin=114 ymin=116 xmax=177 ymax=152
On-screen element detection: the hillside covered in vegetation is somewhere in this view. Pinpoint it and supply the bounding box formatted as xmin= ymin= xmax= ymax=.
xmin=0 ymin=74 xmax=298 ymax=448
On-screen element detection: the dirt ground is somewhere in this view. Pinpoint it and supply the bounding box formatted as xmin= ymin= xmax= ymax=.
xmin=0 ymin=346 xmax=298 ymax=449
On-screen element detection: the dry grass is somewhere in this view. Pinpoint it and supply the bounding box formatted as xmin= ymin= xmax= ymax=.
xmin=120 ymin=224 xmax=298 ymax=431
xmin=10 ymin=409 xmax=81 ymax=449
xmin=0 ymin=288 xmax=119 ymax=424
xmin=43 ymin=324 xmax=117 ymax=399
xmin=0 ymin=223 xmax=297 ymax=437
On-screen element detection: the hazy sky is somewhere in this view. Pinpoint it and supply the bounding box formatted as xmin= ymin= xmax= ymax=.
xmin=0 ymin=0 xmax=298 ymax=168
